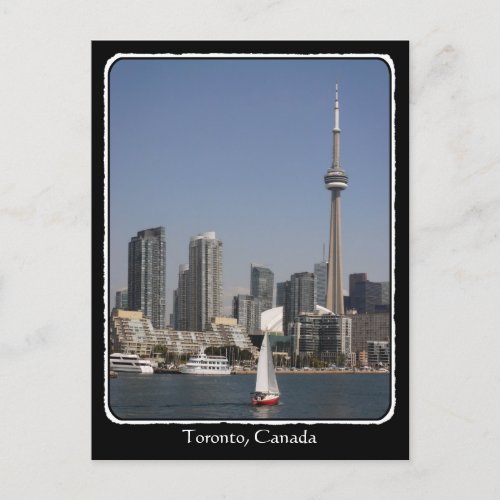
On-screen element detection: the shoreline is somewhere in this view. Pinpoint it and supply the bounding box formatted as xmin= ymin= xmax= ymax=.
xmin=152 ymin=368 xmax=389 ymax=375
xmin=232 ymin=369 xmax=387 ymax=375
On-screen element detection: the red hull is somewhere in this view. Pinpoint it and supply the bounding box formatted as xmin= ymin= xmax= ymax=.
xmin=251 ymin=396 xmax=280 ymax=406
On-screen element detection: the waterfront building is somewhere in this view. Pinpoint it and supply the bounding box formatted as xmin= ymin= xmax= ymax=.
xmin=349 ymin=312 xmax=390 ymax=355
xmin=110 ymin=309 xmax=257 ymax=359
xmin=110 ymin=309 xmax=163 ymax=358
xmin=250 ymin=264 xmax=274 ymax=319
xmin=314 ymin=261 xmax=328 ymax=308
xmin=175 ymin=264 xmax=189 ymax=331
xmin=350 ymin=352 xmax=357 ymax=367
xmin=358 ymin=350 xmax=368 ymax=367
xmin=367 ymin=340 xmax=390 ymax=366
xmin=249 ymin=332 xmax=290 ymax=355
xmin=232 ymin=294 xmax=258 ymax=335
xmin=324 ymin=84 xmax=348 ymax=314
xmin=128 ymin=226 xmax=166 ymax=329
xmin=317 ymin=313 xmax=352 ymax=364
xmin=290 ymin=309 xmax=351 ymax=364
xmin=276 ymin=281 xmax=286 ymax=307
xmin=205 ymin=317 xmax=258 ymax=355
xmin=187 ymin=232 xmax=223 ymax=332
xmin=115 ymin=288 xmax=128 ymax=309
xmin=291 ymin=313 xmax=321 ymax=356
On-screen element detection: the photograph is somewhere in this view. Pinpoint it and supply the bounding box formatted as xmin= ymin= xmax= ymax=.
xmin=92 ymin=41 xmax=408 ymax=459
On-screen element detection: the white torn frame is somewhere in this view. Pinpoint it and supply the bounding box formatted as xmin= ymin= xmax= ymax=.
xmin=102 ymin=52 xmax=397 ymax=426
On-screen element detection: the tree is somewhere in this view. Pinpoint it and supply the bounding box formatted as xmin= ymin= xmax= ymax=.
xmin=153 ymin=344 xmax=168 ymax=359
xmin=336 ymin=353 xmax=346 ymax=367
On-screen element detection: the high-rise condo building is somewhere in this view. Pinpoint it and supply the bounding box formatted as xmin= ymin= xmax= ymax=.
xmin=282 ymin=280 xmax=291 ymax=335
xmin=352 ymin=280 xmax=383 ymax=314
xmin=348 ymin=273 xmax=390 ymax=314
xmin=127 ymin=226 xmax=166 ymax=329
xmin=287 ymin=272 xmax=315 ymax=335
xmin=324 ymin=84 xmax=348 ymax=314
xmin=232 ymin=294 xmax=258 ymax=335
xmin=175 ymin=264 xmax=189 ymax=331
xmin=349 ymin=273 xmax=368 ymax=298
xmin=276 ymin=282 xmax=286 ymax=308
xmin=367 ymin=340 xmax=390 ymax=366
xmin=115 ymin=288 xmax=128 ymax=309
xmin=314 ymin=261 xmax=328 ymax=308
xmin=172 ymin=289 xmax=178 ymax=327
xmin=188 ymin=231 xmax=223 ymax=332
xmin=349 ymin=311 xmax=390 ymax=354
xmin=381 ymin=282 xmax=390 ymax=306
xmin=250 ymin=265 xmax=274 ymax=321
xmin=291 ymin=311 xmax=352 ymax=366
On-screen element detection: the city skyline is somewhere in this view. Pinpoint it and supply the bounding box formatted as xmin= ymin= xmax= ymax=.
xmin=109 ymin=57 xmax=391 ymax=317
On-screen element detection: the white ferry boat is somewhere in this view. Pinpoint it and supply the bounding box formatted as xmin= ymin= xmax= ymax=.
xmin=109 ymin=353 xmax=154 ymax=374
xmin=179 ymin=352 xmax=231 ymax=375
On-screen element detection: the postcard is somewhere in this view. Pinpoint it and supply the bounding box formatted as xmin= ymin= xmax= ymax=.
xmin=92 ymin=41 xmax=409 ymax=459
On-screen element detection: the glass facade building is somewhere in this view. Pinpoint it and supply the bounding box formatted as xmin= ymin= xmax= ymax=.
xmin=250 ymin=265 xmax=274 ymax=320
xmin=314 ymin=261 xmax=328 ymax=308
xmin=188 ymin=232 xmax=223 ymax=332
xmin=127 ymin=226 xmax=166 ymax=329
xmin=232 ymin=294 xmax=258 ymax=335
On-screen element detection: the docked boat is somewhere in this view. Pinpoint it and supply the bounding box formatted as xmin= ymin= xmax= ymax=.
xmin=251 ymin=332 xmax=280 ymax=405
xmin=109 ymin=353 xmax=154 ymax=374
xmin=179 ymin=351 xmax=231 ymax=375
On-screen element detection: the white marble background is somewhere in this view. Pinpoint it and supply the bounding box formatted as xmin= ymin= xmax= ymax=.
xmin=1 ymin=1 xmax=499 ymax=498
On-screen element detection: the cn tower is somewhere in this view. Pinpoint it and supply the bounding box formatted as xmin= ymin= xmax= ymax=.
xmin=324 ymin=83 xmax=348 ymax=315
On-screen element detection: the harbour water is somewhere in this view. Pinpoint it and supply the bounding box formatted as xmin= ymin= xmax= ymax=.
xmin=109 ymin=373 xmax=391 ymax=421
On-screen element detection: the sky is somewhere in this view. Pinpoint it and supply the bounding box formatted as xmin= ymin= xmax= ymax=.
xmin=109 ymin=57 xmax=391 ymax=316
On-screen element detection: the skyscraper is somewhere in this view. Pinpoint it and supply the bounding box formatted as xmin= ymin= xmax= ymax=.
xmin=250 ymin=265 xmax=274 ymax=320
xmin=175 ymin=264 xmax=189 ymax=330
xmin=127 ymin=226 xmax=166 ymax=328
xmin=188 ymin=231 xmax=223 ymax=332
xmin=288 ymin=272 xmax=315 ymax=335
xmin=276 ymin=281 xmax=287 ymax=308
xmin=349 ymin=273 xmax=368 ymax=298
xmin=352 ymin=280 xmax=383 ymax=314
xmin=314 ymin=261 xmax=328 ymax=308
xmin=115 ymin=288 xmax=128 ymax=309
xmin=291 ymin=311 xmax=351 ymax=365
xmin=380 ymin=282 xmax=390 ymax=306
xmin=324 ymin=84 xmax=348 ymax=314
xmin=172 ymin=289 xmax=178 ymax=327
xmin=348 ymin=273 xmax=390 ymax=314
xmin=282 ymin=280 xmax=291 ymax=335
xmin=232 ymin=294 xmax=258 ymax=335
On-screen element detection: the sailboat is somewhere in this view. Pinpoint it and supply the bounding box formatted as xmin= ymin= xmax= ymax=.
xmin=251 ymin=332 xmax=280 ymax=406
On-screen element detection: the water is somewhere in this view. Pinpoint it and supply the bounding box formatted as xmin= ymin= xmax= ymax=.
xmin=109 ymin=373 xmax=391 ymax=421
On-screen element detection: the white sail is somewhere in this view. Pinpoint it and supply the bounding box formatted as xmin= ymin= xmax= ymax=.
xmin=255 ymin=332 xmax=279 ymax=394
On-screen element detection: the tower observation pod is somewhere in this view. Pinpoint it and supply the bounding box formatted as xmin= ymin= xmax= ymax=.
xmin=324 ymin=83 xmax=348 ymax=315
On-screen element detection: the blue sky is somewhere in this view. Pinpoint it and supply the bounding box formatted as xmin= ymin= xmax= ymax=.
xmin=109 ymin=57 xmax=391 ymax=316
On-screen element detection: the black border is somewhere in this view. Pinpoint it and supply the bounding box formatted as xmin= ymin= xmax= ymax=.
xmin=92 ymin=41 xmax=409 ymax=459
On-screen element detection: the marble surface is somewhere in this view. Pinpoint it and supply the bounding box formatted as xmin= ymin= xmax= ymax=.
xmin=1 ymin=1 xmax=500 ymax=498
